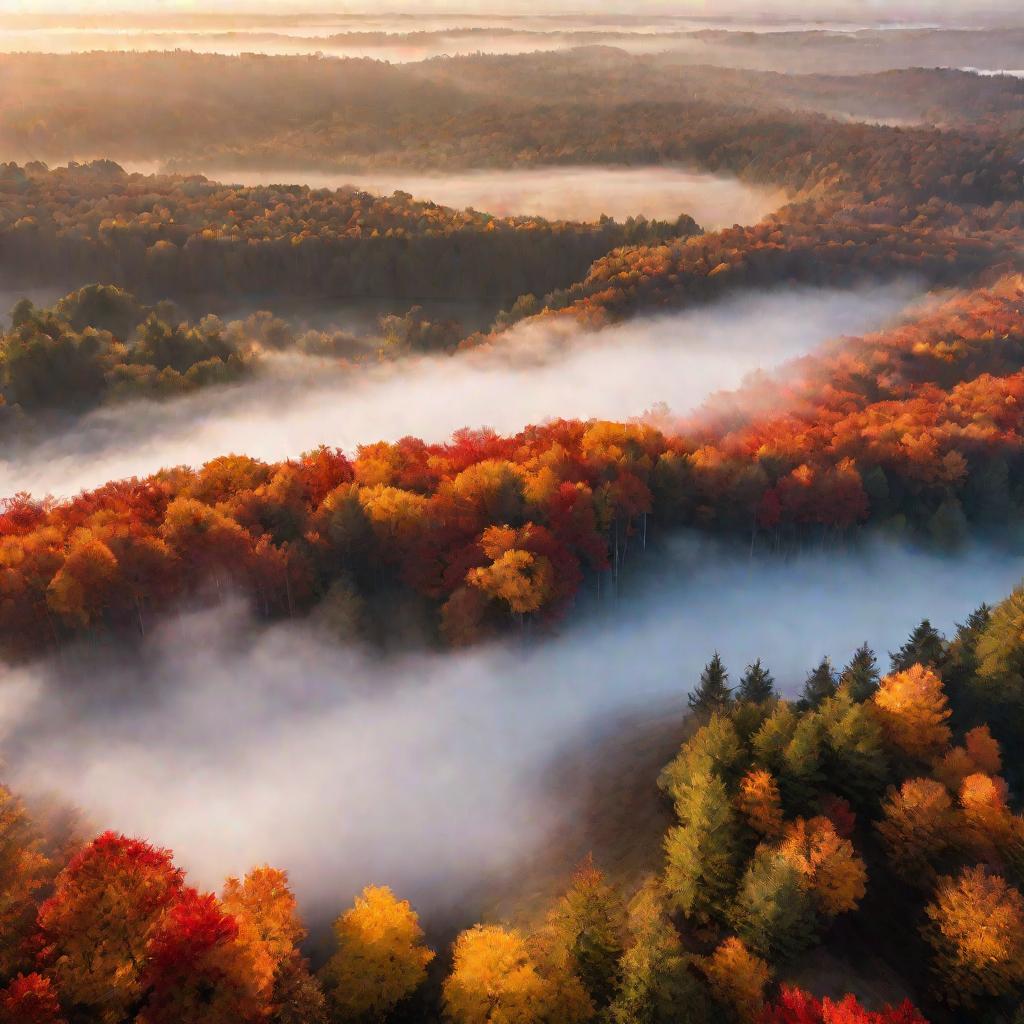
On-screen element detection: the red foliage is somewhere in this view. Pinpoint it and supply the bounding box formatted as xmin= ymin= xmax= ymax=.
xmin=760 ymin=987 xmax=928 ymax=1024
xmin=0 ymin=974 xmax=64 ymax=1024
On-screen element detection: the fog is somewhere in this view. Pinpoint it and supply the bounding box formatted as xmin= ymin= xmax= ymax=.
xmin=0 ymin=283 xmax=921 ymax=500
xmin=177 ymin=165 xmax=787 ymax=233
xmin=1 ymin=536 xmax=1018 ymax=918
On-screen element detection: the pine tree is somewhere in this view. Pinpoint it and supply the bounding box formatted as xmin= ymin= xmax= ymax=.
xmin=664 ymin=771 xmax=738 ymax=922
xmin=890 ymin=619 xmax=946 ymax=673
xmin=800 ymin=658 xmax=837 ymax=709
xmin=609 ymin=880 xmax=711 ymax=1024
xmin=819 ymin=689 xmax=889 ymax=807
xmin=779 ymin=714 xmax=826 ymax=813
xmin=738 ymin=660 xmax=777 ymax=704
xmin=730 ymin=849 xmax=818 ymax=963
xmin=546 ymin=856 xmax=625 ymax=1011
xmin=839 ymin=643 xmax=880 ymax=702
xmin=688 ymin=654 xmax=733 ymax=717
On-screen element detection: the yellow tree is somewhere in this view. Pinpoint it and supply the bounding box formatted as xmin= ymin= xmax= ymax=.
xmin=737 ymin=768 xmax=785 ymax=839
xmin=778 ymin=816 xmax=866 ymax=918
xmin=443 ymin=924 xmax=590 ymax=1024
xmin=872 ymin=664 xmax=952 ymax=763
xmin=322 ymin=885 xmax=434 ymax=1021
xmin=701 ymin=937 xmax=771 ymax=1022
xmin=923 ymin=866 xmax=1024 ymax=1005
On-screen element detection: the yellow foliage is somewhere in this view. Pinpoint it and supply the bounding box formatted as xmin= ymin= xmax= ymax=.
xmin=876 ymin=777 xmax=957 ymax=884
xmin=702 ymin=937 xmax=771 ymax=1022
xmin=323 ymin=885 xmax=433 ymax=1021
xmin=467 ymin=548 xmax=554 ymax=616
xmin=873 ymin=664 xmax=952 ymax=761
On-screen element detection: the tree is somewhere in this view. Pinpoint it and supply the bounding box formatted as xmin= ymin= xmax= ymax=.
xmin=0 ymin=974 xmax=65 ymax=1024
xmin=839 ymin=644 xmax=880 ymax=702
xmin=818 ymin=689 xmax=889 ymax=807
xmin=923 ymin=866 xmax=1024 ymax=1005
xmin=322 ymin=885 xmax=434 ymax=1021
xmin=664 ymin=770 xmax=739 ymax=921
xmin=701 ymin=938 xmax=770 ymax=1022
xmin=36 ymin=832 xmax=186 ymax=1021
xmin=543 ymin=857 xmax=624 ymax=1010
xmin=778 ymin=816 xmax=866 ymax=918
xmin=800 ymin=658 xmax=837 ymax=709
xmin=140 ymin=889 xmax=266 ymax=1024
xmin=0 ymin=786 xmax=50 ymax=979
xmin=443 ymin=925 xmax=590 ymax=1024
xmin=730 ymin=849 xmax=817 ymax=963
xmin=876 ymin=778 xmax=959 ymax=886
xmin=608 ymin=880 xmax=710 ymax=1024
xmin=737 ymin=768 xmax=785 ymax=839
xmin=872 ymin=665 xmax=952 ymax=763
xmin=890 ymin=620 xmax=946 ymax=673
xmin=658 ymin=714 xmax=743 ymax=809
xmin=688 ymin=653 xmax=732 ymax=717
xmin=737 ymin=660 xmax=776 ymax=704
xmin=778 ymin=713 xmax=826 ymax=813
xmin=760 ymin=987 xmax=927 ymax=1024
xmin=220 ymin=866 xmax=307 ymax=1009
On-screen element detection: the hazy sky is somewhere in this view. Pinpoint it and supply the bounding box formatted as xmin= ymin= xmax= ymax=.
xmin=0 ymin=1 xmax=1018 ymax=18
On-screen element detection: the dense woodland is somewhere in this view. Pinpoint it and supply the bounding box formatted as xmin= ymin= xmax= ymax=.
xmin=0 ymin=162 xmax=694 ymax=304
xmin=6 ymin=597 xmax=1024 ymax=1021
xmin=5 ymin=26 xmax=1024 ymax=1024
xmin=3 ymin=277 xmax=1024 ymax=658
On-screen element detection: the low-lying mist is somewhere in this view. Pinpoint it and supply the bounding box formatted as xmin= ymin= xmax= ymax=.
xmin=2 ymin=536 xmax=1018 ymax=920
xmin=127 ymin=164 xmax=786 ymax=233
xmin=0 ymin=283 xmax=921 ymax=500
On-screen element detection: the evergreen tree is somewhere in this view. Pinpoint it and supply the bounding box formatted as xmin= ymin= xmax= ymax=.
xmin=819 ymin=689 xmax=889 ymax=807
xmin=751 ymin=703 xmax=798 ymax=776
xmin=800 ymin=658 xmax=838 ymax=709
xmin=839 ymin=643 xmax=880 ymax=703
xmin=546 ymin=856 xmax=625 ymax=1011
xmin=779 ymin=713 xmax=826 ymax=813
xmin=658 ymin=714 xmax=743 ymax=808
xmin=890 ymin=619 xmax=946 ymax=673
xmin=738 ymin=659 xmax=777 ymax=704
xmin=664 ymin=771 xmax=738 ymax=922
xmin=609 ymin=880 xmax=711 ymax=1024
xmin=730 ymin=849 xmax=818 ymax=963
xmin=688 ymin=653 xmax=733 ymax=717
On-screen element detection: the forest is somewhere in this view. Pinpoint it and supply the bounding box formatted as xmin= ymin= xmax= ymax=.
xmin=3 ymin=7 xmax=1024 ymax=1024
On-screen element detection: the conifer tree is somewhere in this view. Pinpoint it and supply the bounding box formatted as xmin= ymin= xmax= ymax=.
xmin=890 ymin=619 xmax=946 ymax=673
xmin=779 ymin=714 xmax=826 ymax=813
xmin=688 ymin=653 xmax=733 ymax=717
xmin=839 ymin=643 xmax=880 ymax=702
xmin=738 ymin=660 xmax=776 ymax=704
xmin=818 ymin=689 xmax=889 ymax=807
xmin=545 ymin=856 xmax=625 ymax=1011
xmin=664 ymin=770 xmax=738 ymax=922
xmin=800 ymin=658 xmax=837 ymax=709
xmin=609 ymin=880 xmax=710 ymax=1024
xmin=730 ymin=849 xmax=817 ymax=962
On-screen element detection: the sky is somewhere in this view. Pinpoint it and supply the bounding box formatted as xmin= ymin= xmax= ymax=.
xmin=0 ymin=1 xmax=1019 ymax=18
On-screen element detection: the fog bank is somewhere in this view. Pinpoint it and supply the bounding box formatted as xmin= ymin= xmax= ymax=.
xmin=1 ymin=537 xmax=1018 ymax=917
xmin=0 ymin=283 xmax=920 ymax=500
xmin=180 ymin=165 xmax=787 ymax=233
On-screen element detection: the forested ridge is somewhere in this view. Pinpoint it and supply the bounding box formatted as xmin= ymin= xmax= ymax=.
xmin=0 ymin=161 xmax=695 ymax=303
xmin=6 ymin=591 xmax=1024 ymax=1021
xmin=3 ymin=278 xmax=1023 ymax=659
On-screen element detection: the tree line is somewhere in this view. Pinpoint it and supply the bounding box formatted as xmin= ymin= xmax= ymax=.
xmin=2 ymin=277 xmax=1024 ymax=659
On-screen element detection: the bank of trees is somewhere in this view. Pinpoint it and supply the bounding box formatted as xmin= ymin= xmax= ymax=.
xmin=3 ymin=277 xmax=1024 ymax=659
xmin=0 ymin=162 xmax=697 ymax=304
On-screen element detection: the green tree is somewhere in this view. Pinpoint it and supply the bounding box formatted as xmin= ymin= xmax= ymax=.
xmin=751 ymin=703 xmax=798 ymax=776
xmin=890 ymin=619 xmax=946 ymax=673
xmin=688 ymin=654 xmax=732 ymax=717
xmin=658 ymin=714 xmax=744 ymax=808
xmin=545 ymin=856 xmax=625 ymax=1011
xmin=778 ymin=713 xmax=825 ymax=813
xmin=839 ymin=643 xmax=880 ymax=702
xmin=737 ymin=660 xmax=776 ymax=704
xmin=730 ymin=849 xmax=817 ymax=963
xmin=819 ymin=689 xmax=889 ymax=807
xmin=609 ymin=880 xmax=710 ymax=1024
xmin=799 ymin=658 xmax=837 ymax=709
xmin=664 ymin=770 xmax=738 ymax=922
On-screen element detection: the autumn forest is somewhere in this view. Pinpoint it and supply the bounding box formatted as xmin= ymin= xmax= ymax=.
xmin=3 ymin=6 xmax=1024 ymax=1024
